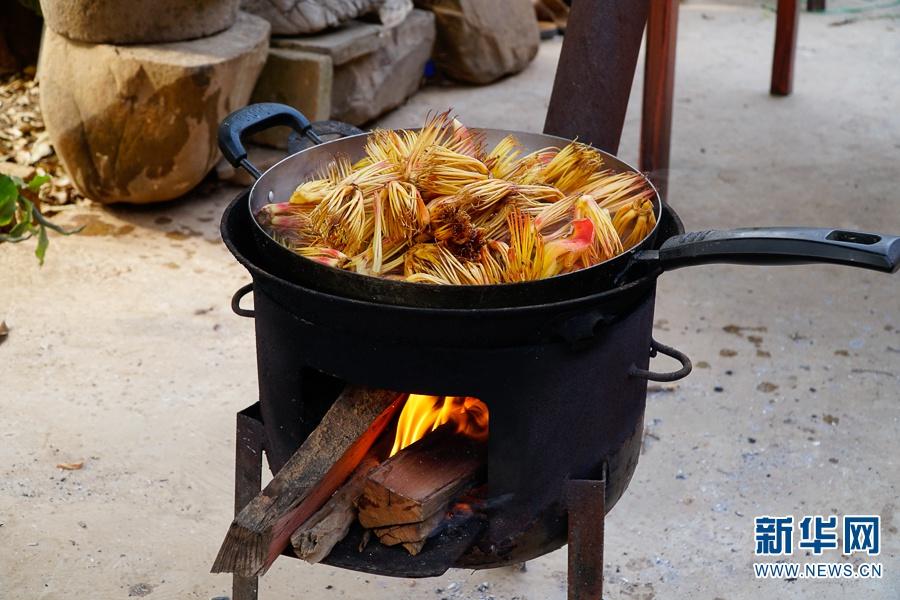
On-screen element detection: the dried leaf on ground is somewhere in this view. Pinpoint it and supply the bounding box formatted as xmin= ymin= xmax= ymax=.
xmin=0 ymin=72 xmax=84 ymax=206
xmin=56 ymin=461 xmax=84 ymax=471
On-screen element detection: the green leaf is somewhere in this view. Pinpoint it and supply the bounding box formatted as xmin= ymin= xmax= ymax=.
xmin=35 ymin=225 xmax=48 ymax=265
xmin=0 ymin=197 xmax=15 ymax=226
xmin=0 ymin=175 xmax=17 ymax=200
xmin=8 ymin=221 xmax=33 ymax=237
xmin=27 ymin=173 xmax=51 ymax=191
xmin=0 ymin=176 xmax=17 ymax=225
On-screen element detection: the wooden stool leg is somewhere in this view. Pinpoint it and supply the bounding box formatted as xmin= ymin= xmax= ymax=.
xmin=640 ymin=0 xmax=679 ymax=202
xmin=544 ymin=0 xmax=651 ymax=155
xmin=771 ymin=0 xmax=800 ymax=96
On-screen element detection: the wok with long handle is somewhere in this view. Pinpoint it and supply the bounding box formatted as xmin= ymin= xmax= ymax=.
xmin=219 ymin=104 xmax=900 ymax=309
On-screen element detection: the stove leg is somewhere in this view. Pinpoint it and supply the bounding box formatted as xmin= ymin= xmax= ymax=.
xmin=233 ymin=406 xmax=266 ymax=600
xmin=566 ymin=477 xmax=606 ymax=600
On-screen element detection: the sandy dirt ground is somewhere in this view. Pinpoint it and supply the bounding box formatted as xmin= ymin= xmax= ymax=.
xmin=2 ymin=2 xmax=899 ymax=599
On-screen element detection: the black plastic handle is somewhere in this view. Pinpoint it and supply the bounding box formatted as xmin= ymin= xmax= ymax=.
xmin=635 ymin=227 xmax=900 ymax=273
xmin=629 ymin=338 xmax=693 ymax=382
xmin=217 ymin=103 xmax=323 ymax=180
xmin=231 ymin=283 xmax=255 ymax=318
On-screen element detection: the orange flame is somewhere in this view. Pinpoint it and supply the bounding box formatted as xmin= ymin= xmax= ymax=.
xmin=390 ymin=394 xmax=489 ymax=457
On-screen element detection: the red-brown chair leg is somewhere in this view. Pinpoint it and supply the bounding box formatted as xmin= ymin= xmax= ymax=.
xmin=640 ymin=0 xmax=679 ymax=201
xmin=771 ymin=0 xmax=800 ymax=96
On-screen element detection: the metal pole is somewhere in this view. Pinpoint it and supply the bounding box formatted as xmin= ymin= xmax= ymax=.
xmin=233 ymin=405 xmax=266 ymax=600
xmin=566 ymin=477 xmax=606 ymax=600
xmin=544 ymin=0 xmax=651 ymax=155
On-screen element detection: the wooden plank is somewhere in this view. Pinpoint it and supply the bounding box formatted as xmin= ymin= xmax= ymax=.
xmin=320 ymin=517 xmax=486 ymax=577
xmin=771 ymin=0 xmax=800 ymax=96
xmin=375 ymin=506 xmax=446 ymax=546
xmin=211 ymin=387 xmax=404 ymax=577
xmin=402 ymin=540 xmax=427 ymax=555
xmin=290 ymin=454 xmax=380 ymax=563
xmin=640 ymin=0 xmax=680 ymax=202
xmin=357 ymin=426 xmax=485 ymax=529
xmin=544 ymin=0 xmax=651 ymax=155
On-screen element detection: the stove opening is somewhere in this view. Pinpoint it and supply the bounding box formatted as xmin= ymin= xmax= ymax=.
xmin=287 ymin=387 xmax=490 ymax=570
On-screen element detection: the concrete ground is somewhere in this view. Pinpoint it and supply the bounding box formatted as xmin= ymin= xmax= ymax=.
xmin=2 ymin=2 xmax=899 ymax=598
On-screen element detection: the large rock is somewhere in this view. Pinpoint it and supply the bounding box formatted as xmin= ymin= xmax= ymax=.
xmin=39 ymin=12 xmax=270 ymax=204
xmin=415 ymin=0 xmax=539 ymax=84
xmin=250 ymin=48 xmax=333 ymax=148
xmin=375 ymin=0 xmax=413 ymax=28
xmin=39 ymin=0 xmax=241 ymax=44
xmin=241 ymin=0 xmax=382 ymax=35
xmin=330 ymin=8 xmax=434 ymax=125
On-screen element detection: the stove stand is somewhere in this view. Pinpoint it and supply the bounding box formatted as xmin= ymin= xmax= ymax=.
xmin=228 ymin=403 xmax=608 ymax=600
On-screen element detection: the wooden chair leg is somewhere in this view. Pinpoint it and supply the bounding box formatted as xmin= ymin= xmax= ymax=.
xmin=807 ymin=0 xmax=825 ymax=12
xmin=771 ymin=0 xmax=800 ymax=96
xmin=544 ymin=0 xmax=651 ymax=155
xmin=640 ymin=0 xmax=679 ymax=202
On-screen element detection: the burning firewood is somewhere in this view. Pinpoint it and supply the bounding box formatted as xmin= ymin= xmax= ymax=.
xmin=357 ymin=424 xmax=487 ymax=530
xmin=211 ymin=387 xmax=404 ymax=577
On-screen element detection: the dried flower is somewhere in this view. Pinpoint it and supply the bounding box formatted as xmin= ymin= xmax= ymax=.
xmin=540 ymin=142 xmax=604 ymax=193
xmin=505 ymin=210 xmax=544 ymax=282
xmin=574 ymin=194 xmax=624 ymax=263
xmin=541 ymin=219 xmax=595 ymax=278
xmin=259 ymin=111 xmax=659 ymax=286
xmin=484 ymin=135 xmax=521 ymax=179
xmin=612 ymin=197 xmax=657 ymax=250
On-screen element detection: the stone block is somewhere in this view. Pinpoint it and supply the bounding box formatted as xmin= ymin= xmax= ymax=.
xmin=39 ymin=0 xmax=241 ymax=44
xmin=330 ymin=9 xmax=435 ymax=125
xmin=250 ymin=48 xmax=333 ymax=148
xmin=38 ymin=12 xmax=270 ymax=204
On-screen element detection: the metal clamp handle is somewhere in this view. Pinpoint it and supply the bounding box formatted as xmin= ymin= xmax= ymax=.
xmin=287 ymin=120 xmax=366 ymax=154
xmin=629 ymin=338 xmax=692 ymax=382
xmin=231 ymin=283 xmax=255 ymax=318
xmin=217 ymin=103 xmax=324 ymax=180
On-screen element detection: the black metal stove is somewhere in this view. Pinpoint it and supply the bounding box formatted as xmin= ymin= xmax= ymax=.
xmin=220 ymin=186 xmax=692 ymax=599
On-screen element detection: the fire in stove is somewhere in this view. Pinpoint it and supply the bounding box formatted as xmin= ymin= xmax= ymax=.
xmin=390 ymin=394 xmax=489 ymax=456
xmin=213 ymin=387 xmax=490 ymax=577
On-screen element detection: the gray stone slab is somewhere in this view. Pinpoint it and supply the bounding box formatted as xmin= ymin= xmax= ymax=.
xmin=271 ymin=20 xmax=382 ymax=66
xmin=330 ymin=9 xmax=435 ymax=125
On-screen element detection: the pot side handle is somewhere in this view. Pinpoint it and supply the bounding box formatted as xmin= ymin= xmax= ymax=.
xmin=231 ymin=283 xmax=255 ymax=318
xmin=636 ymin=228 xmax=900 ymax=273
xmin=629 ymin=338 xmax=693 ymax=382
xmin=217 ymin=103 xmax=323 ymax=180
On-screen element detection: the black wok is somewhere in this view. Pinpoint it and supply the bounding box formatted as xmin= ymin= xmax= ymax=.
xmin=218 ymin=103 xmax=900 ymax=309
